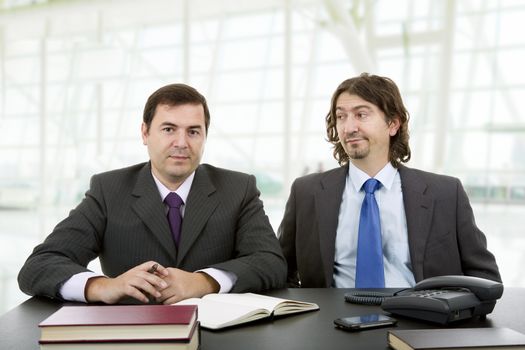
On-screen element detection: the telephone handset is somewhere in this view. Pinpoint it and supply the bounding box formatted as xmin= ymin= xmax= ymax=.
xmin=345 ymin=275 xmax=504 ymax=325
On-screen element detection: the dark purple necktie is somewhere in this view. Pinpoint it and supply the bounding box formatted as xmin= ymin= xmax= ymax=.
xmin=164 ymin=192 xmax=184 ymax=247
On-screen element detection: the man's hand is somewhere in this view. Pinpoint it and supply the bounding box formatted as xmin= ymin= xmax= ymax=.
xmin=157 ymin=268 xmax=220 ymax=304
xmin=85 ymin=261 xmax=169 ymax=304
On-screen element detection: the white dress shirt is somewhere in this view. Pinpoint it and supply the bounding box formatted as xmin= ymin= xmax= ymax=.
xmin=59 ymin=171 xmax=237 ymax=302
xmin=332 ymin=162 xmax=416 ymax=288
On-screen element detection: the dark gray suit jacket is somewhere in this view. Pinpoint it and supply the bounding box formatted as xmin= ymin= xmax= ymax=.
xmin=278 ymin=164 xmax=501 ymax=287
xmin=18 ymin=162 xmax=287 ymax=299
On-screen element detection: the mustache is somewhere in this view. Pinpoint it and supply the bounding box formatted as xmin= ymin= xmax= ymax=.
xmin=341 ymin=131 xmax=367 ymax=141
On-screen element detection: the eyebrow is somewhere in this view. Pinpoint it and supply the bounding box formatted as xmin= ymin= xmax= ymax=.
xmin=336 ymin=104 xmax=373 ymax=112
xmin=159 ymin=121 xmax=203 ymax=130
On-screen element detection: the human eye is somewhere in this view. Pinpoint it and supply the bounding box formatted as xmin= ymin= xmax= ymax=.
xmin=336 ymin=113 xmax=345 ymax=120
xmin=356 ymin=112 xmax=369 ymax=119
xmin=162 ymin=126 xmax=174 ymax=133
xmin=188 ymin=129 xmax=201 ymax=136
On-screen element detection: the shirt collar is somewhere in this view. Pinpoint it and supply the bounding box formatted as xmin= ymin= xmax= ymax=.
xmin=348 ymin=162 xmax=398 ymax=192
xmin=151 ymin=171 xmax=195 ymax=204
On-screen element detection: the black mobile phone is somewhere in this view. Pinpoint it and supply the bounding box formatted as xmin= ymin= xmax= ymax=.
xmin=334 ymin=314 xmax=397 ymax=331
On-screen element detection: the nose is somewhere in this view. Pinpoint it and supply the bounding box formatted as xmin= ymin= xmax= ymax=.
xmin=343 ymin=115 xmax=359 ymax=134
xmin=172 ymin=130 xmax=188 ymax=148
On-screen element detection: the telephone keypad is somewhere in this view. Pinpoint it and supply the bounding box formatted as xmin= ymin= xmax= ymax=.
xmin=412 ymin=290 xmax=447 ymax=298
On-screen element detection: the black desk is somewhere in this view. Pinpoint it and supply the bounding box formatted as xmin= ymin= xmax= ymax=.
xmin=1 ymin=288 xmax=523 ymax=350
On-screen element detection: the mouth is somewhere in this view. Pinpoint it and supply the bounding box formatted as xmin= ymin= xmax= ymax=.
xmin=344 ymin=137 xmax=366 ymax=145
xmin=168 ymin=154 xmax=190 ymax=161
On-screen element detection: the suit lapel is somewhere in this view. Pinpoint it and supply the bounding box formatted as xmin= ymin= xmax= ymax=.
xmin=314 ymin=165 xmax=348 ymax=287
xmin=177 ymin=165 xmax=219 ymax=265
xmin=399 ymin=165 xmax=434 ymax=281
xmin=131 ymin=163 xmax=177 ymax=260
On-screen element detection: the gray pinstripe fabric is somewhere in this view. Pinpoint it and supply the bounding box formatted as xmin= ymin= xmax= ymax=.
xmin=18 ymin=162 xmax=286 ymax=300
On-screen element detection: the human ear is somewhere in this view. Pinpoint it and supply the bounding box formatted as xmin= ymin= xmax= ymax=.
xmin=388 ymin=117 xmax=401 ymax=136
xmin=141 ymin=123 xmax=149 ymax=145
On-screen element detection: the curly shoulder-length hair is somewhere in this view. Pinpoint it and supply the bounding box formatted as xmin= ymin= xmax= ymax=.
xmin=325 ymin=73 xmax=411 ymax=167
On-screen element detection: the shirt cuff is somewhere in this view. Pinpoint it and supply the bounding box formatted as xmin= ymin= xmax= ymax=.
xmin=59 ymin=271 xmax=103 ymax=302
xmin=198 ymin=268 xmax=237 ymax=293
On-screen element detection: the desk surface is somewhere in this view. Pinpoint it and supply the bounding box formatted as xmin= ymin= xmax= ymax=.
xmin=1 ymin=288 xmax=523 ymax=350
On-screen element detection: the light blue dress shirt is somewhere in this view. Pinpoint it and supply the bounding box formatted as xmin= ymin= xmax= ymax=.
xmin=332 ymin=162 xmax=416 ymax=288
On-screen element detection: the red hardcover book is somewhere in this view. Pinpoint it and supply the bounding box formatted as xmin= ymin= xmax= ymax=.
xmin=39 ymin=304 xmax=198 ymax=343
xmin=39 ymin=322 xmax=200 ymax=350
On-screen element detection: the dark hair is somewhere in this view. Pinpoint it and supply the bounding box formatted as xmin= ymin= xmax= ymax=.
xmin=143 ymin=83 xmax=210 ymax=134
xmin=325 ymin=73 xmax=411 ymax=167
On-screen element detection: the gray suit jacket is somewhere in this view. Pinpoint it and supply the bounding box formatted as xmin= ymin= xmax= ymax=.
xmin=278 ymin=164 xmax=501 ymax=287
xmin=18 ymin=162 xmax=287 ymax=299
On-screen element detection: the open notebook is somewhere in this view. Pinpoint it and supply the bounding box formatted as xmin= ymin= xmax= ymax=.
xmin=175 ymin=293 xmax=319 ymax=330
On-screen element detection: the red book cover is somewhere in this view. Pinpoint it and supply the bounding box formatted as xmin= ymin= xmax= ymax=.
xmin=39 ymin=304 xmax=198 ymax=342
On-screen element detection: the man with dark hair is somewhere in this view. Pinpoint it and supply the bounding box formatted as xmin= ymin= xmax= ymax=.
xmin=278 ymin=73 xmax=501 ymax=288
xmin=19 ymin=83 xmax=287 ymax=304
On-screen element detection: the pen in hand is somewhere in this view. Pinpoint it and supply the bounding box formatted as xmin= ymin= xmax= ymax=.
xmin=148 ymin=263 xmax=159 ymax=274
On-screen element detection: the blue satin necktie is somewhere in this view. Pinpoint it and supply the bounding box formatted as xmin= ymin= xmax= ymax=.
xmin=164 ymin=192 xmax=184 ymax=248
xmin=355 ymin=178 xmax=385 ymax=288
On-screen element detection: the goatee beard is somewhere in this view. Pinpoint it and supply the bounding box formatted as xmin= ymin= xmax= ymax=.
xmin=347 ymin=146 xmax=369 ymax=160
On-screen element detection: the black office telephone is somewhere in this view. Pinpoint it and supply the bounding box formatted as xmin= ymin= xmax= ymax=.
xmin=345 ymin=275 xmax=504 ymax=325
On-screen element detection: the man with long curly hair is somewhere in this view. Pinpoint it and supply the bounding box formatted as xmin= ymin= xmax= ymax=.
xmin=278 ymin=73 xmax=501 ymax=288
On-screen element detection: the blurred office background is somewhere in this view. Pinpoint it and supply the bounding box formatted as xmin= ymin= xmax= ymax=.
xmin=1 ymin=0 xmax=524 ymax=314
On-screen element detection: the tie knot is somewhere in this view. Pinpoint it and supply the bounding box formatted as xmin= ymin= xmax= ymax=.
xmin=362 ymin=178 xmax=381 ymax=194
xmin=164 ymin=192 xmax=184 ymax=208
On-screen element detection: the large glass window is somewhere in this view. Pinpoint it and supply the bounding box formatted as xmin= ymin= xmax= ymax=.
xmin=1 ymin=0 xmax=524 ymax=313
